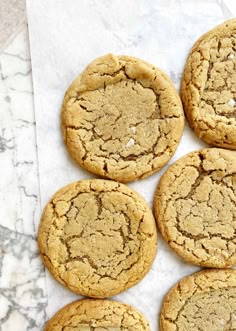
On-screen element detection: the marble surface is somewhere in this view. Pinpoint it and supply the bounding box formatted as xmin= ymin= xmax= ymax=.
xmin=0 ymin=0 xmax=26 ymax=53
xmin=1 ymin=1 xmax=236 ymax=330
xmin=0 ymin=27 xmax=47 ymax=330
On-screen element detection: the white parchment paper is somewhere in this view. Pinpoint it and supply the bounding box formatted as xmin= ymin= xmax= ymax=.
xmin=27 ymin=1 xmax=235 ymax=329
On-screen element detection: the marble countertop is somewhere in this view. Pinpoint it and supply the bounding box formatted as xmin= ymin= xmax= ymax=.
xmin=0 ymin=25 xmax=47 ymax=330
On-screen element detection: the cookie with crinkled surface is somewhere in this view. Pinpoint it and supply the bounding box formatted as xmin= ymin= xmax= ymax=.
xmin=45 ymin=299 xmax=150 ymax=331
xmin=62 ymin=54 xmax=184 ymax=182
xmin=181 ymin=19 xmax=236 ymax=149
xmin=160 ymin=269 xmax=236 ymax=331
xmin=38 ymin=179 xmax=157 ymax=298
xmin=154 ymin=148 xmax=236 ymax=268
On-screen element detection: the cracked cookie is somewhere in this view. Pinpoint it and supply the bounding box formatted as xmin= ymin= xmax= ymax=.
xmin=160 ymin=269 xmax=236 ymax=331
xmin=38 ymin=179 xmax=157 ymax=298
xmin=45 ymin=298 xmax=150 ymax=331
xmin=62 ymin=54 xmax=184 ymax=182
xmin=181 ymin=19 xmax=236 ymax=149
xmin=154 ymin=148 xmax=236 ymax=268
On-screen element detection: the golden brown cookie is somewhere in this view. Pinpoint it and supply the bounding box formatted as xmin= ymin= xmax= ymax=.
xmin=62 ymin=54 xmax=184 ymax=182
xmin=181 ymin=19 xmax=236 ymax=149
xmin=45 ymin=299 xmax=150 ymax=331
xmin=38 ymin=179 xmax=157 ymax=298
xmin=160 ymin=269 xmax=236 ymax=331
xmin=154 ymin=148 xmax=236 ymax=268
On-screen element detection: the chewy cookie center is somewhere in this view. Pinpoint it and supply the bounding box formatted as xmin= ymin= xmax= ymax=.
xmin=172 ymin=168 xmax=236 ymax=262
xmin=71 ymin=79 xmax=162 ymax=160
xmin=176 ymin=172 xmax=236 ymax=239
xmin=176 ymin=288 xmax=236 ymax=330
xmin=51 ymin=191 xmax=143 ymax=280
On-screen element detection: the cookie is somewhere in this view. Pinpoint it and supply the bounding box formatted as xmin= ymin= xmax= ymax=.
xmin=181 ymin=19 xmax=236 ymax=149
xmin=154 ymin=148 xmax=236 ymax=268
xmin=160 ymin=269 xmax=236 ymax=331
xmin=62 ymin=54 xmax=184 ymax=182
xmin=45 ymin=299 xmax=150 ymax=331
xmin=38 ymin=179 xmax=157 ymax=298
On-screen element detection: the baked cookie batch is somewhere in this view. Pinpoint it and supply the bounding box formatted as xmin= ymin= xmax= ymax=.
xmin=39 ymin=19 xmax=236 ymax=331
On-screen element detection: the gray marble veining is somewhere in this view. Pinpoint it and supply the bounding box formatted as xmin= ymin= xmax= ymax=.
xmin=0 ymin=26 xmax=47 ymax=330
